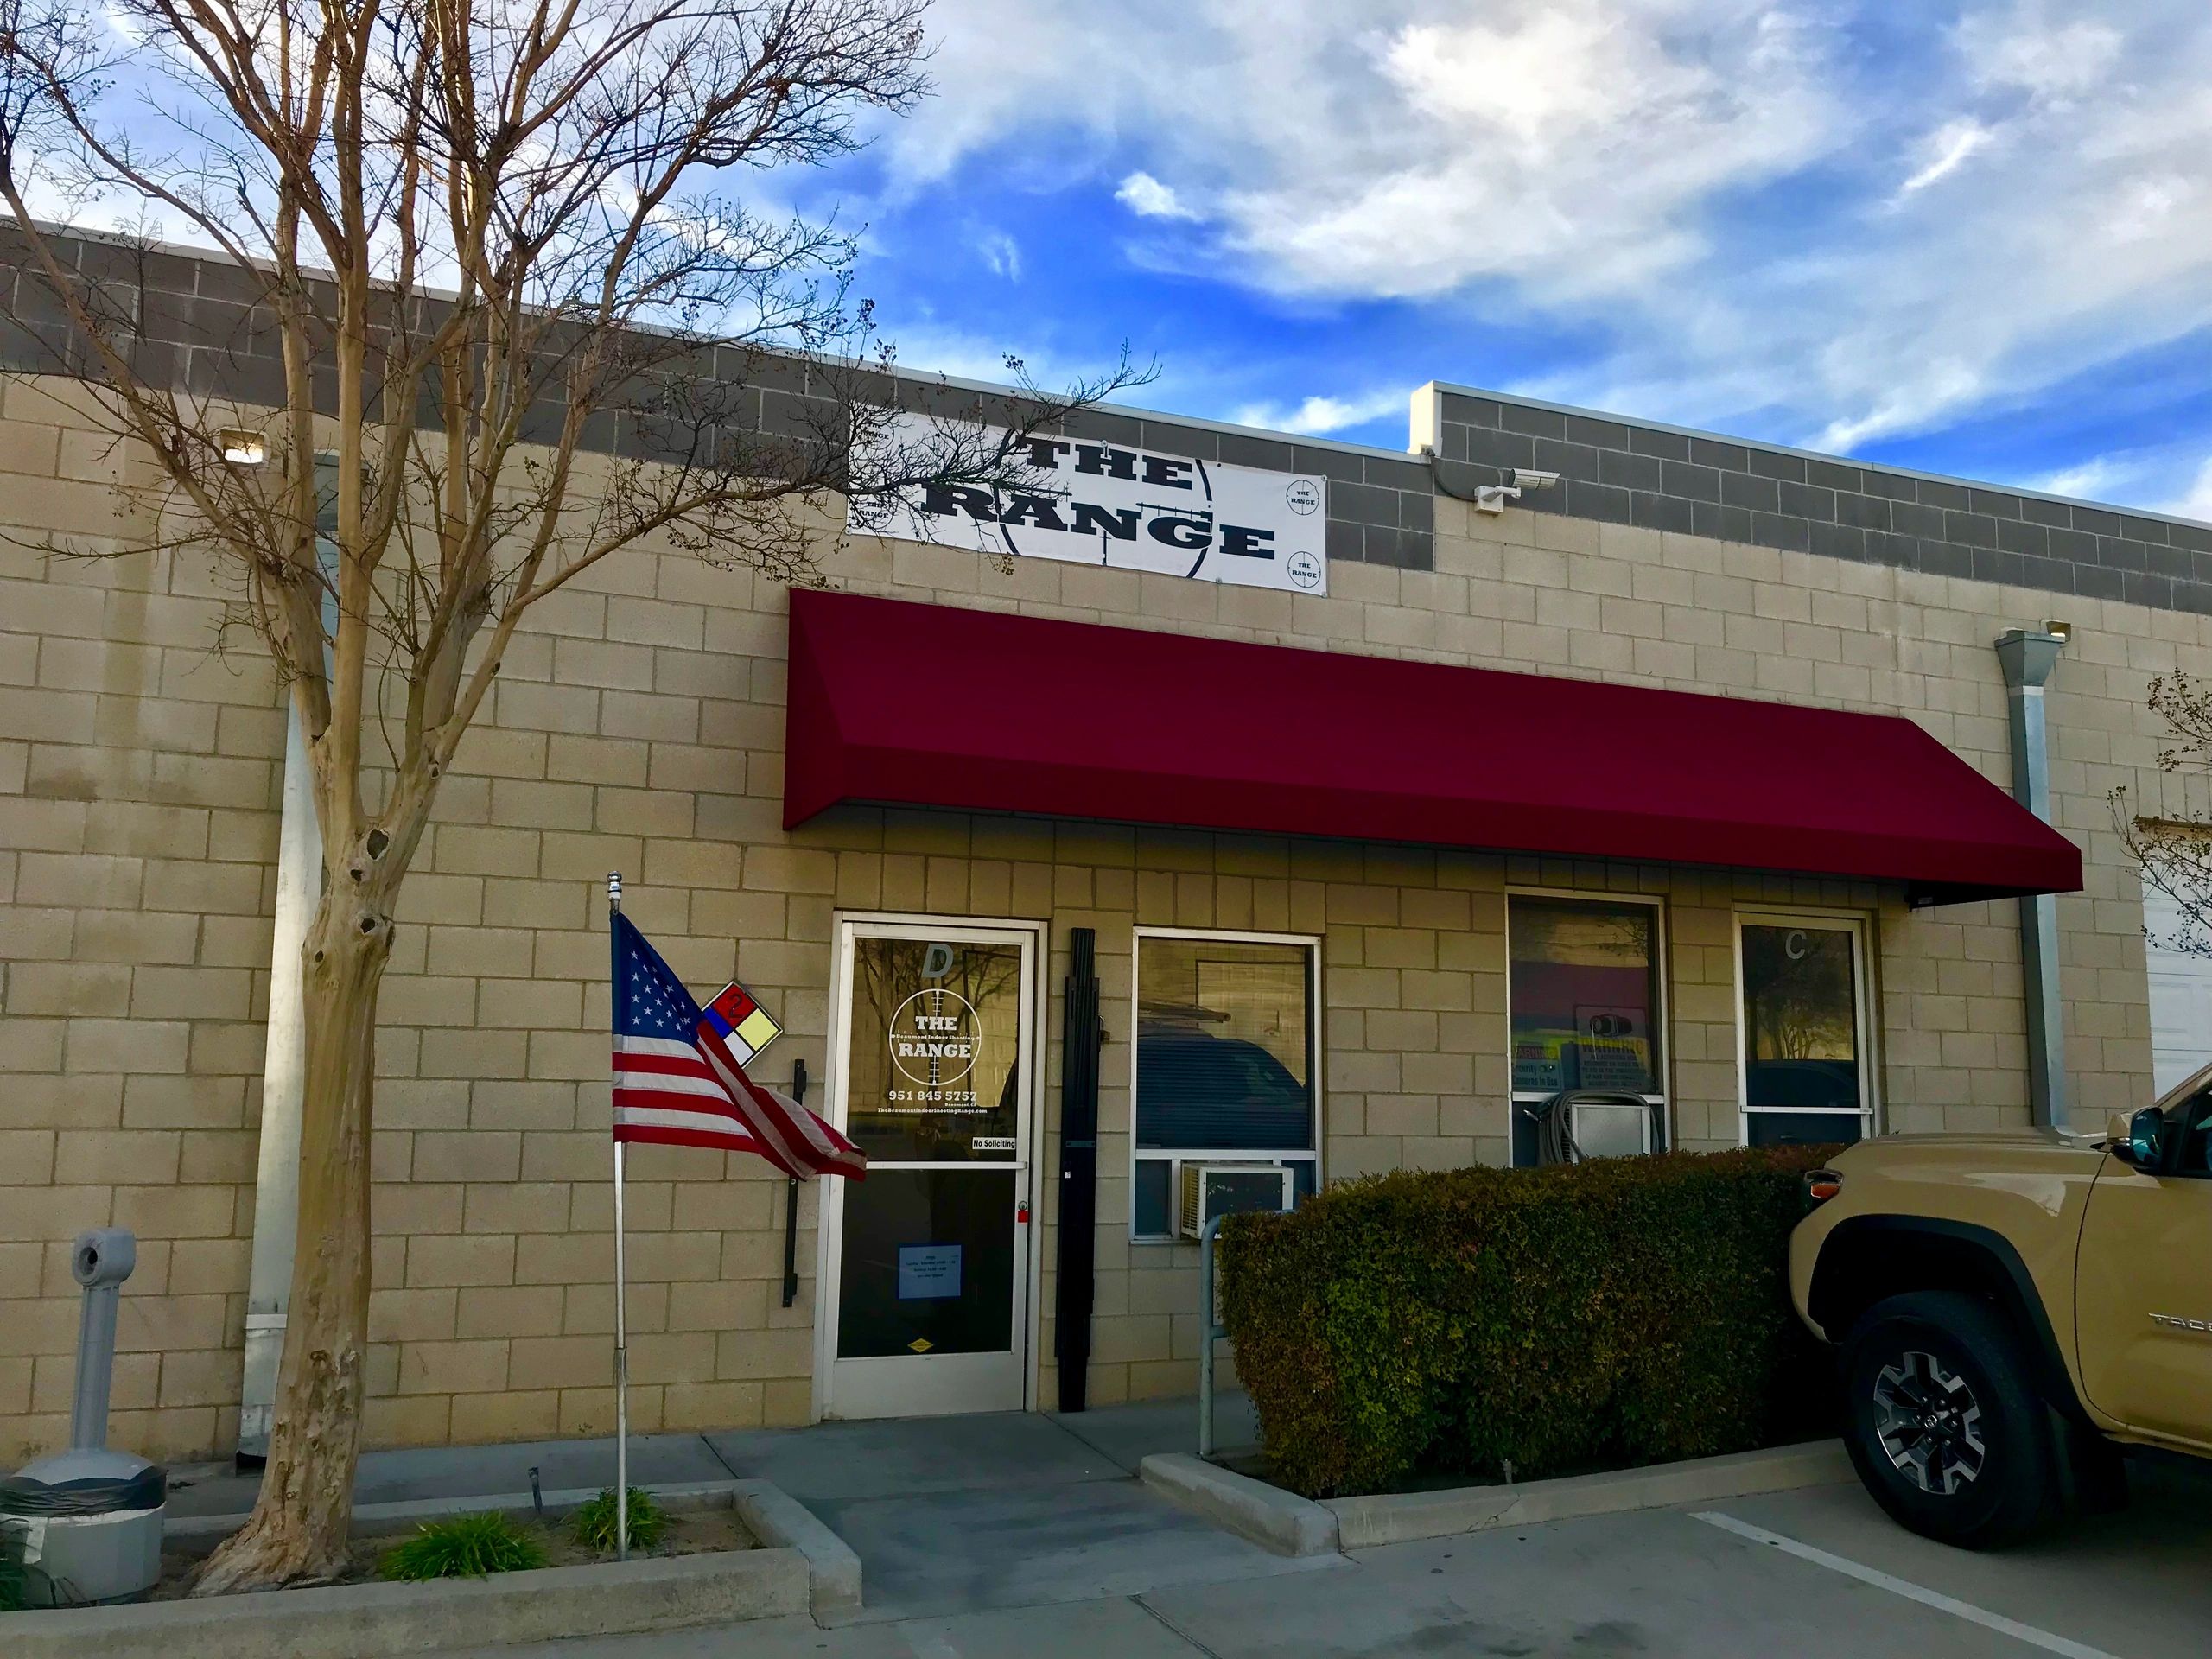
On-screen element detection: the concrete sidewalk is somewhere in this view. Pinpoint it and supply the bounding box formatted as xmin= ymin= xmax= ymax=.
xmin=168 ymin=1393 xmax=1263 ymax=1520
xmin=167 ymin=1394 xmax=1287 ymax=1624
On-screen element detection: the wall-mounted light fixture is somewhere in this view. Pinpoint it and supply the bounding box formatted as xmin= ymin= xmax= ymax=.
xmin=2040 ymin=619 xmax=2073 ymax=645
xmin=219 ymin=429 xmax=267 ymax=466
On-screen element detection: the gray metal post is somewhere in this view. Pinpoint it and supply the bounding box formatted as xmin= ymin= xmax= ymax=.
xmin=608 ymin=872 xmax=630 ymax=1563
xmin=1996 ymin=628 xmax=2069 ymax=1129
xmin=1197 ymin=1216 xmax=1224 ymax=1459
xmin=68 ymin=1229 xmax=136 ymax=1452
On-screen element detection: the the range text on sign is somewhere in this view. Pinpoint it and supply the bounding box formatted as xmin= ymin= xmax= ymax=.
xmin=868 ymin=414 xmax=1328 ymax=594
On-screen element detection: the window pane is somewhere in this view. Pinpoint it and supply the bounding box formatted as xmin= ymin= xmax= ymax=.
xmin=1133 ymin=1159 xmax=1173 ymax=1236
xmin=1135 ymin=938 xmax=1313 ymax=1152
xmin=845 ymin=937 xmax=1025 ymax=1162
xmin=1509 ymin=900 xmax=1658 ymax=1095
xmin=1742 ymin=924 xmax=1859 ymax=1111
xmin=1745 ymin=1110 xmax=1864 ymax=1150
xmin=835 ymin=1166 xmax=1016 ymax=1357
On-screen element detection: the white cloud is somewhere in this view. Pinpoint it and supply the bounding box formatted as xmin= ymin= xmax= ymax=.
xmin=1898 ymin=118 xmax=1993 ymax=195
xmin=875 ymin=0 xmax=2212 ymax=471
xmin=2167 ymin=459 xmax=2212 ymax=523
xmin=1230 ymin=390 xmax=1404 ymax=436
xmin=975 ymin=229 xmax=1022 ymax=281
xmin=2036 ymin=460 xmax=2126 ymax=501
xmin=1961 ymin=10 xmax=2123 ymax=100
xmin=1115 ymin=172 xmax=1199 ymax=221
xmin=1221 ymin=3 xmax=1834 ymax=302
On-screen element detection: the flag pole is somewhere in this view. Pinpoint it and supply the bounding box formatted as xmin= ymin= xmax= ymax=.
xmin=607 ymin=870 xmax=629 ymax=1564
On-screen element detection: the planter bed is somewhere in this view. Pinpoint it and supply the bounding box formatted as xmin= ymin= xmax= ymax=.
xmin=148 ymin=1489 xmax=756 ymax=1598
xmin=3 ymin=1479 xmax=855 ymax=1659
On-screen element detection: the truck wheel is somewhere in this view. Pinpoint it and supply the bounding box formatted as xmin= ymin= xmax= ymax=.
xmin=1840 ymin=1292 xmax=2057 ymax=1548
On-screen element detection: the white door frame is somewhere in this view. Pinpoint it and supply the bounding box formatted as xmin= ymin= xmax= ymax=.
xmin=811 ymin=912 xmax=1048 ymax=1421
xmin=1732 ymin=908 xmax=1879 ymax=1146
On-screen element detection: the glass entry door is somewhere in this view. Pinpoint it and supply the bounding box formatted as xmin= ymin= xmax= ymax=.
xmin=821 ymin=921 xmax=1037 ymax=1418
xmin=1737 ymin=914 xmax=1874 ymax=1147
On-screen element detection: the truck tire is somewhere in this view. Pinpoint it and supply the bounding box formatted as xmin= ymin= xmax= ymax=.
xmin=1840 ymin=1291 xmax=2058 ymax=1548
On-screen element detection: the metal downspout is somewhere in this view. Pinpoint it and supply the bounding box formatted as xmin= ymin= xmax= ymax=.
xmin=1995 ymin=628 xmax=2068 ymax=1130
xmin=238 ymin=465 xmax=335 ymax=1462
xmin=237 ymin=702 xmax=320 ymax=1460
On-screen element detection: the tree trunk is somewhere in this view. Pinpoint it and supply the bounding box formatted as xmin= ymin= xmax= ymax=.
xmin=194 ymin=886 xmax=394 ymax=1593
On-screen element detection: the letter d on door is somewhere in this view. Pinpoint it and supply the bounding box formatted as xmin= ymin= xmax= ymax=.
xmin=921 ymin=943 xmax=955 ymax=980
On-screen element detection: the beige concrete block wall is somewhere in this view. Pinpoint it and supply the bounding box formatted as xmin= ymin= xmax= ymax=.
xmin=0 ymin=368 xmax=2187 ymax=1460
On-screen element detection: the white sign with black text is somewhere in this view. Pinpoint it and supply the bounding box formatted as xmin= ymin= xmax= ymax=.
xmin=868 ymin=412 xmax=1329 ymax=594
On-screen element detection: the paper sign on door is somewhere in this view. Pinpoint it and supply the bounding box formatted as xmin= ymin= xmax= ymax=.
xmin=897 ymin=1244 xmax=963 ymax=1301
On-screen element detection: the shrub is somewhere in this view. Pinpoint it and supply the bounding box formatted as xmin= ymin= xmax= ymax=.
xmin=1218 ymin=1146 xmax=1840 ymax=1497
xmin=571 ymin=1486 xmax=668 ymax=1554
xmin=378 ymin=1511 xmax=549 ymax=1581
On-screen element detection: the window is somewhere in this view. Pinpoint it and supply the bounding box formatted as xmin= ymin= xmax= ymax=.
xmin=1507 ymin=894 xmax=1666 ymax=1165
xmin=1130 ymin=931 xmax=1318 ymax=1240
xmin=1737 ymin=914 xmax=1875 ymax=1147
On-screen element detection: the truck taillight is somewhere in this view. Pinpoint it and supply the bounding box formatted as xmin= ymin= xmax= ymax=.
xmin=1804 ymin=1169 xmax=1843 ymax=1203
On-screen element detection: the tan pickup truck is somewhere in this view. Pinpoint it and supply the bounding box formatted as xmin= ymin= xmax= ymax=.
xmin=1789 ymin=1065 xmax=2212 ymax=1547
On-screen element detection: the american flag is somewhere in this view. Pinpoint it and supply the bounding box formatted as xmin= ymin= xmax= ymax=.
xmin=610 ymin=912 xmax=865 ymax=1180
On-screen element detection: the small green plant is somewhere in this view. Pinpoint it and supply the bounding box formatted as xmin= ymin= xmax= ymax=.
xmin=378 ymin=1511 xmax=548 ymax=1581
xmin=571 ymin=1487 xmax=668 ymax=1554
xmin=0 ymin=1521 xmax=29 ymax=1612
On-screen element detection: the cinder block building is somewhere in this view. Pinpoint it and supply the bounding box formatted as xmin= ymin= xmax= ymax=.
xmin=2 ymin=232 xmax=2204 ymax=1464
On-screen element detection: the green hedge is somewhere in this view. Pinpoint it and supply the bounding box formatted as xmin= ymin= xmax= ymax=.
xmin=1217 ymin=1147 xmax=1839 ymax=1497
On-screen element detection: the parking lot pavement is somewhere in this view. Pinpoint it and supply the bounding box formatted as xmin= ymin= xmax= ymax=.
xmin=1699 ymin=1459 xmax=2212 ymax=1658
xmin=455 ymin=1459 xmax=2212 ymax=1659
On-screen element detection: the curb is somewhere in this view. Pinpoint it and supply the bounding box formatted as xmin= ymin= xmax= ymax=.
xmin=1324 ymin=1440 xmax=1854 ymax=1549
xmin=1 ymin=1545 xmax=810 ymax=1659
xmin=1139 ymin=1452 xmax=1341 ymax=1557
xmin=1140 ymin=1440 xmax=1852 ymax=1556
xmin=729 ymin=1478 xmax=863 ymax=1624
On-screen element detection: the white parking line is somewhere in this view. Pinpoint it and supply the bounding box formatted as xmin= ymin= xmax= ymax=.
xmin=1689 ymin=1512 xmax=2122 ymax=1659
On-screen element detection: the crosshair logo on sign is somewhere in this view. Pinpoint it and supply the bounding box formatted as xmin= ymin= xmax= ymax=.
xmin=890 ymin=988 xmax=979 ymax=1088
xmin=1285 ymin=479 xmax=1321 ymax=515
xmin=1287 ymin=550 xmax=1323 ymax=589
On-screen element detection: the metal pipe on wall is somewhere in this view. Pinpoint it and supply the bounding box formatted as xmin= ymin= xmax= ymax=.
xmin=1996 ymin=627 xmax=2069 ymax=1130
xmin=238 ymin=461 xmax=337 ymax=1464
xmin=236 ymin=703 xmax=321 ymax=1462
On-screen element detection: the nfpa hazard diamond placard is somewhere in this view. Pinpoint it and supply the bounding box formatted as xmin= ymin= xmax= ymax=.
xmin=701 ymin=980 xmax=782 ymax=1065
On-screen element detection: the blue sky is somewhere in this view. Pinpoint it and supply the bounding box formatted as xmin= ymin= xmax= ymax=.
xmin=794 ymin=0 xmax=2212 ymax=517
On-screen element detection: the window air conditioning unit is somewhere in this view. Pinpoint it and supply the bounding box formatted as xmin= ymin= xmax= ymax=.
xmin=1571 ymin=1096 xmax=1656 ymax=1160
xmin=1179 ymin=1163 xmax=1295 ymax=1239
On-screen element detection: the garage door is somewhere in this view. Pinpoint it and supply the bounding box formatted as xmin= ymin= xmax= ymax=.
xmin=2145 ymin=887 xmax=2212 ymax=1095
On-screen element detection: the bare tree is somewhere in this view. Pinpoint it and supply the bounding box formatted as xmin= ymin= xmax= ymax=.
xmin=2116 ymin=671 xmax=2212 ymax=958
xmin=0 ymin=0 xmax=1141 ymax=1592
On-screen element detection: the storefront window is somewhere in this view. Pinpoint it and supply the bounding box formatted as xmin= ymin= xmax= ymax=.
xmin=1738 ymin=916 xmax=1872 ymax=1147
xmin=1131 ymin=932 xmax=1317 ymax=1240
xmin=1508 ymin=896 xmax=1664 ymax=1165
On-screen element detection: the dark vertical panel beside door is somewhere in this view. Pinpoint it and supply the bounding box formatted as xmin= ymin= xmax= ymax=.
xmin=1055 ymin=929 xmax=1102 ymax=1411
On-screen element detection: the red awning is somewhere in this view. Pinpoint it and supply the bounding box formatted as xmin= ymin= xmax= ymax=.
xmin=783 ymin=590 xmax=2082 ymax=904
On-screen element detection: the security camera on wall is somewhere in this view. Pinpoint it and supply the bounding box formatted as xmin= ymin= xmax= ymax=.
xmin=1468 ymin=467 xmax=1563 ymax=514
